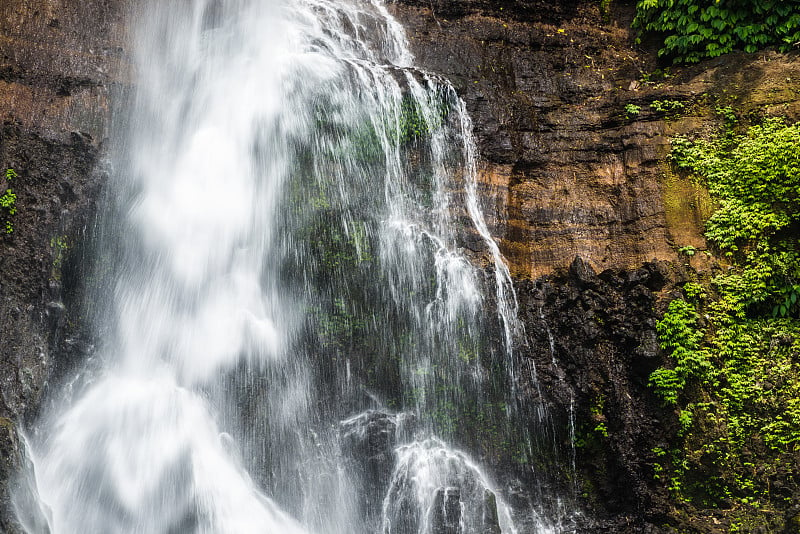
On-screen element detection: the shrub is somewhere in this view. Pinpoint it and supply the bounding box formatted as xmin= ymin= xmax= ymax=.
xmin=633 ymin=0 xmax=800 ymax=64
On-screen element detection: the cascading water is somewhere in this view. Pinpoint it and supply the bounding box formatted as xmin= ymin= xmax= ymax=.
xmin=13 ymin=0 xmax=563 ymax=532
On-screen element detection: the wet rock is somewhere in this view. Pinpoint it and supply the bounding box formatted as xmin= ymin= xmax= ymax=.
xmin=482 ymin=489 xmax=502 ymax=534
xmin=515 ymin=257 xmax=674 ymax=530
xmin=0 ymin=419 xmax=22 ymax=534
xmin=339 ymin=410 xmax=401 ymax=470
xmin=0 ymin=0 xmax=126 ymax=527
xmin=338 ymin=410 xmax=403 ymax=519
xmin=431 ymin=487 xmax=461 ymax=534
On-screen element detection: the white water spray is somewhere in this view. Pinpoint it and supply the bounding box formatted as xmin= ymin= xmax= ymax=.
xmin=14 ymin=1 xmax=559 ymax=532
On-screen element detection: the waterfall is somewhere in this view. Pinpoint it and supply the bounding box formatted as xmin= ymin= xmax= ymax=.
xmin=13 ymin=0 xmax=558 ymax=532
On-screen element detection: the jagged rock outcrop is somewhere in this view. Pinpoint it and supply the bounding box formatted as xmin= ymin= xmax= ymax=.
xmin=516 ymin=256 xmax=683 ymax=531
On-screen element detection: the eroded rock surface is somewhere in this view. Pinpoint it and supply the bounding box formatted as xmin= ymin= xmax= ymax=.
xmin=390 ymin=0 xmax=800 ymax=278
xmin=515 ymin=257 xmax=684 ymax=531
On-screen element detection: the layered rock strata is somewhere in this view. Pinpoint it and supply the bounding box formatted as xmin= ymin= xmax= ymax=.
xmin=390 ymin=0 xmax=800 ymax=278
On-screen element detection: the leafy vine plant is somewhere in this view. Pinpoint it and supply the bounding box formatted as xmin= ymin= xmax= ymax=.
xmin=634 ymin=0 xmax=800 ymax=64
xmin=1 ymin=169 xmax=17 ymax=234
xmin=646 ymin=112 xmax=800 ymax=508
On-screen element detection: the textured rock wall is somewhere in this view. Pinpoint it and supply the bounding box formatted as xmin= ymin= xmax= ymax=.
xmin=2 ymin=0 xmax=800 ymax=531
xmin=391 ymin=0 xmax=674 ymax=278
xmin=389 ymin=0 xmax=800 ymax=530
xmin=0 ymin=1 xmax=128 ymax=529
xmin=390 ymin=0 xmax=800 ymax=279
xmin=516 ymin=257 xmax=683 ymax=531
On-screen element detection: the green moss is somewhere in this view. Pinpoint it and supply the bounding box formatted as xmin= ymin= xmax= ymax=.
xmin=50 ymin=235 xmax=70 ymax=281
xmin=662 ymin=163 xmax=715 ymax=254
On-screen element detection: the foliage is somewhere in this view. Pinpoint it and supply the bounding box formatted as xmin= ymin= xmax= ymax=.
xmin=650 ymin=115 xmax=800 ymax=510
xmin=624 ymin=103 xmax=641 ymax=119
xmin=671 ymin=117 xmax=800 ymax=318
xmin=1 ymin=169 xmax=17 ymax=234
xmin=0 ymin=189 xmax=16 ymax=215
xmin=650 ymin=299 xmax=712 ymax=405
xmin=650 ymin=99 xmax=685 ymax=115
xmin=633 ymin=0 xmax=800 ymax=64
xmin=599 ymin=0 xmax=612 ymax=22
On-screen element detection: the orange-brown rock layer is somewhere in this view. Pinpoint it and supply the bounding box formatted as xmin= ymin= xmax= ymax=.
xmin=390 ymin=1 xmax=800 ymax=278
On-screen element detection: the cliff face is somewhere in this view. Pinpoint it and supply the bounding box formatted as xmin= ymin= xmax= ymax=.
xmin=389 ymin=0 xmax=800 ymax=531
xmin=390 ymin=0 xmax=671 ymax=279
xmin=2 ymin=0 xmax=800 ymax=532
xmin=0 ymin=1 xmax=128 ymax=529
xmin=390 ymin=0 xmax=800 ymax=279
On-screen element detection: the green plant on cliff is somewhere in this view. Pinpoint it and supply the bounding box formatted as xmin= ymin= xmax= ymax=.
xmin=651 ymin=116 xmax=800 ymax=510
xmin=674 ymin=117 xmax=800 ymax=317
xmin=650 ymin=299 xmax=712 ymax=405
xmin=2 ymin=169 xmax=17 ymax=234
xmin=633 ymin=0 xmax=800 ymax=64
xmin=650 ymin=99 xmax=685 ymax=116
xmin=624 ymin=103 xmax=641 ymax=119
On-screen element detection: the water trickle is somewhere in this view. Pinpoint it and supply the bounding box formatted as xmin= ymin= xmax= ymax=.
xmin=14 ymin=0 xmax=560 ymax=532
xmin=381 ymin=439 xmax=518 ymax=534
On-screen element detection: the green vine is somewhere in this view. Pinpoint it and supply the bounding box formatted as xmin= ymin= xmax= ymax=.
xmin=1 ymin=169 xmax=17 ymax=234
xmin=650 ymin=114 xmax=800 ymax=510
xmin=633 ymin=0 xmax=800 ymax=64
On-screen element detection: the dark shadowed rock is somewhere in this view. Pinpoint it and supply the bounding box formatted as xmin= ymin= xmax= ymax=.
xmin=514 ymin=257 xmax=680 ymax=531
xmin=0 ymin=0 xmax=129 ymax=528
xmin=431 ymin=487 xmax=461 ymax=534
xmin=482 ymin=489 xmax=502 ymax=534
xmin=338 ymin=410 xmax=411 ymax=525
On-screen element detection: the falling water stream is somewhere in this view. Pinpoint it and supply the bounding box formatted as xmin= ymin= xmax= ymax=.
xmin=13 ymin=1 xmax=561 ymax=532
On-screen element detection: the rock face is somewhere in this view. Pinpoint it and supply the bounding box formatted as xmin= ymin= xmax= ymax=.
xmin=517 ymin=257 xmax=682 ymax=531
xmin=431 ymin=487 xmax=461 ymax=534
xmin=390 ymin=0 xmax=674 ymax=278
xmin=389 ymin=0 xmax=800 ymax=278
xmin=0 ymin=0 xmax=128 ymax=529
xmin=2 ymin=0 xmax=800 ymax=532
xmin=388 ymin=0 xmax=800 ymax=530
xmin=338 ymin=410 xmax=406 ymax=526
